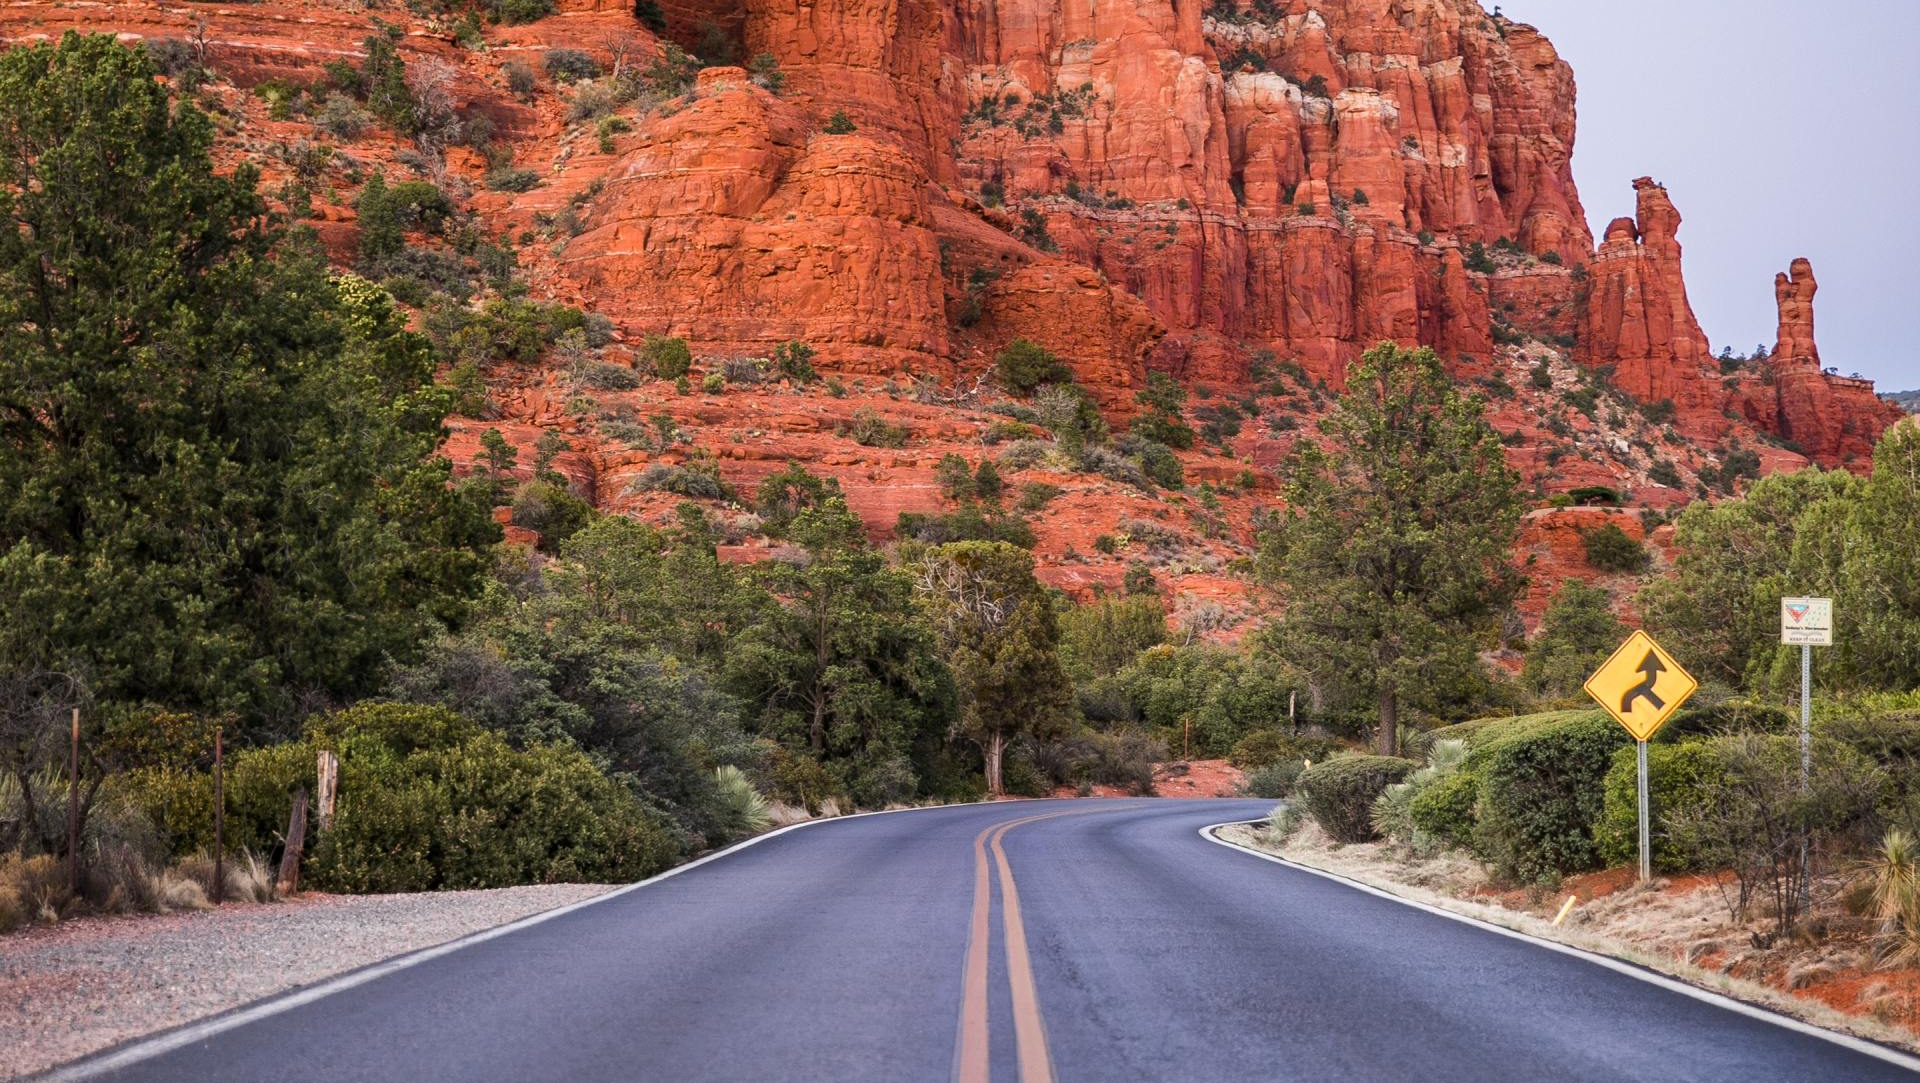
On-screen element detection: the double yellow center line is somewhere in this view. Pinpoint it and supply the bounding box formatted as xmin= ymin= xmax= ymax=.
xmin=953 ymin=804 xmax=1141 ymax=1083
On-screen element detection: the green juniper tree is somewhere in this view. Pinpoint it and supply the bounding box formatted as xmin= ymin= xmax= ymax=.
xmin=0 ymin=33 xmax=496 ymax=732
xmin=1640 ymin=466 xmax=1855 ymax=688
xmin=727 ymin=494 xmax=954 ymax=805
xmin=1522 ymin=581 xmax=1624 ymax=699
xmin=1262 ymin=343 xmax=1523 ymax=755
xmin=910 ymin=541 xmax=1075 ymax=795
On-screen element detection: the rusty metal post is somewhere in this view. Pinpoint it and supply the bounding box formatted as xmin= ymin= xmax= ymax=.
xmin=212 ymin=728 xmax=224 ymax=905
xmin=67 ymin=708 xmax=80 ymax=895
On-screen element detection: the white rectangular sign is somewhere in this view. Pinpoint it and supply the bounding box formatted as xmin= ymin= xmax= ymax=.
xmin=1781 ymin=596 xmax=1833 ymax=646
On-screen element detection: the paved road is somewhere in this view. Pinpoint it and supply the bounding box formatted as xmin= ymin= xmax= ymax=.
xmin=51 ymin=799 xmax=1920 ymax=1082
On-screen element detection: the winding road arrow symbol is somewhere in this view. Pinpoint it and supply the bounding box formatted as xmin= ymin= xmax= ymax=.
xmin=1620 ymin=651 xmax=1666 ymax=714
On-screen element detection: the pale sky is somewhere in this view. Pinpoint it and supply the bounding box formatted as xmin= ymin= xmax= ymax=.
xmin=1512 ymin=0 xmax=1919 ymax=390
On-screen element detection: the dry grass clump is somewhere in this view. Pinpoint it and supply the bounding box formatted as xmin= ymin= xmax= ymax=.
xmin=766 ymin=802 xmax=812 ymax=828
xmin=0 ymin=846 xmax=279 ymax=935
xmin=0 ymin=852 xmax=70 ymax=932
xmin=174 ymin=849 xmax=281 ymax=906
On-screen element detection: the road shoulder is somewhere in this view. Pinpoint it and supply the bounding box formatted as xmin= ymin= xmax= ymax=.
xmin=1206 ymin=818 xmax=1920 ymax=1068
xmin=1 ymin=884 xmax=616 ymax=1081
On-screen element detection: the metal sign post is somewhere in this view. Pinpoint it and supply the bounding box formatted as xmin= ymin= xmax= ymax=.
xmin=1781 ymin=597 xmax=1832 ymax=911
xmin=1585 ymin=630 xmax=1699 ymax=882
xmin=1636 ymin=739 xmax=1651 ymax=882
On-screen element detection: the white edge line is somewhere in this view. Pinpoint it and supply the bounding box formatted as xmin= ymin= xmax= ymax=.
xmin=1199 ymin=819 xmax=1920 ymax=1077
xmin=39 ymin=800 xmax=1044 ymax=1082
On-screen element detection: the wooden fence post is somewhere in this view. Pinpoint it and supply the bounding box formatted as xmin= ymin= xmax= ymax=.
xmin=315 ymin=751 xmax=338 ymax=833
xmin=278 ymin=787 xmax=309 ymax=896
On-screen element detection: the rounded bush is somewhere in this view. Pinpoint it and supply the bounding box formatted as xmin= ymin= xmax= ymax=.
xmin=1595 ymin=740 xmax=1722 ymax=871
xmin=1408 ymin=768 xmax=1478 ymax=849
xmin=113 ymin=703 xmax=681 ymax=892
xmin=1297 ymin=756 xmax=1418 ymax=843
xmin=1241 ymin=761 xmax=1304 ymax=800
xmin=1472 ymin=712 xmax=1629 ymax=883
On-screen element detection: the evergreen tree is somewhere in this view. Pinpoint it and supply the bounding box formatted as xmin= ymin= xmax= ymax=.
xmin=911 ymin=542 xmax=1075 ymax=794
xmin=1262 ymin=343 xmax=1523 ymax=755
xmin=1132 ymin=372 xmax=1195 ymax=450
xmin=1775 ymin=419 xmax=1920 ymax=693
xmin=0 ymin=34 xmax=496 ymax=730
xmin=1058 ymin=594 xmax=1167 ymax=683
xmin=1640 ymin=466 xmax=1855 ymax=687
xmin=1522 ymin=581 xmax=1624 ymax=698
xmin=727 ymin=497 xmax=954 ymax=805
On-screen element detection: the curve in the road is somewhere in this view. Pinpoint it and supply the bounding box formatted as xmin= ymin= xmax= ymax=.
xmin=38 ymin=798 xmax=1920 ymax=1083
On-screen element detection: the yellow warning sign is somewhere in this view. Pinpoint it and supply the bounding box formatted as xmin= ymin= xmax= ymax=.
xmin=1583 ymin=630 xmax=1699 ymax=742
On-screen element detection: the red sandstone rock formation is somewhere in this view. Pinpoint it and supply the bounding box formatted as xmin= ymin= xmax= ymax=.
xmin=1762 ymin=259 xmax=1904 ymax=466
xmin=1576 ymin=178 xmax=1723 ymax=423
xmin=0 ymin=0 xmax=1896 ymax=525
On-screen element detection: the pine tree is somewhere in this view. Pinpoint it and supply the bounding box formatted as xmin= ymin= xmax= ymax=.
xmin=728 ymin=496 xmax=954 ymax=804
xmin=1263 ymin=343 xmax=1523 ymax=755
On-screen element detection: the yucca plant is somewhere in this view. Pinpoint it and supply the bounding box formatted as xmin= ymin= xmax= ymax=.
xmin=1371 ymin=739 xmax=1469 ymax=851
xmin=714 ymin=765 xmax=772 ymax=836
xmin=1865 ymin=828 xmax=1920 ymax=967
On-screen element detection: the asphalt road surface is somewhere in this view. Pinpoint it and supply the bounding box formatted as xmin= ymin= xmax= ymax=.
xmin=51 ymin=799 xmax=1920 ymax=1082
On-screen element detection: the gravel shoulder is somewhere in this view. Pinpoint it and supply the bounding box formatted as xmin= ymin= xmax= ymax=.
xmin=1 ymin=883 xmax=616 ymax=1080
xmin=1217 ymin=821 xmax=1920 ymax=1056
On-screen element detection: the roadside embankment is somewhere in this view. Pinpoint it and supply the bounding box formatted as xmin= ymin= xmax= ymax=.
xmin=1219 ymin=818 xmax=1920 ymax=1055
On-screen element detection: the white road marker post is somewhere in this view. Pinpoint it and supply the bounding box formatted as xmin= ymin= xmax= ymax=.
xmin=1781 ymin=597 xmax=1831 ymax=914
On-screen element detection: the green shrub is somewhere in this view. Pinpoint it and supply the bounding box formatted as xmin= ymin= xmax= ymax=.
xmin=822 ymin=110 xmax=856 ymax=135
xmin=773 ymin=340 xmax=817 ymax=383
xmin=1661 ymin=699 xmax=1794 ymax=742
xmin=1228 ymin=730 xmax=1335 ymax=770
xmin=1241 ymin=761 xmax=1304 ymax=799
xmin=568 ymin=359 xmax=641 ymax=391
xmin=1028 ymin=727 xmax=1164 ymax=795
xmin=485 ymin=167 xmax=541 ymax=192
xmin=1472 ymin=711 xmax=1629 ymax=883
xmin=543 ymin=48 xmax=600 ymax=84
xmin=995 ymin=338 xmax=1072 ymax=393
xmin=1297 ymin=756 xmax=1418 ymax=843
xmin=1822 ymin=709 xmax=1920 ymax=805
xmin=1408 ymin=769 xmax=1478 ymax=849
xmin=503 ymin=61 xmax=537 ymax=101
xmin=1581 ymin=522 xmax=1648 ymax=572
xmin=628 ymin=455 xmax=734 ymax=500
xmin=510 ymin=480 xmax=594 ymax=554
xmin=849 ymin=408 xmax=908 ymax=448
xmin=1595 ymin=740 xmax=1721 ymax=871
xmin=119 ymin=704 xmax=680 ymax=891
xmin=642 ymin=335 xmax=693 ymax=379
xmin=894 ymin=507 xmax=1035 ymax=548
xmin=702 ymin=372 xmax=725 ymax=394
xmin=490 ymin=0 xmax=555 ymax=24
